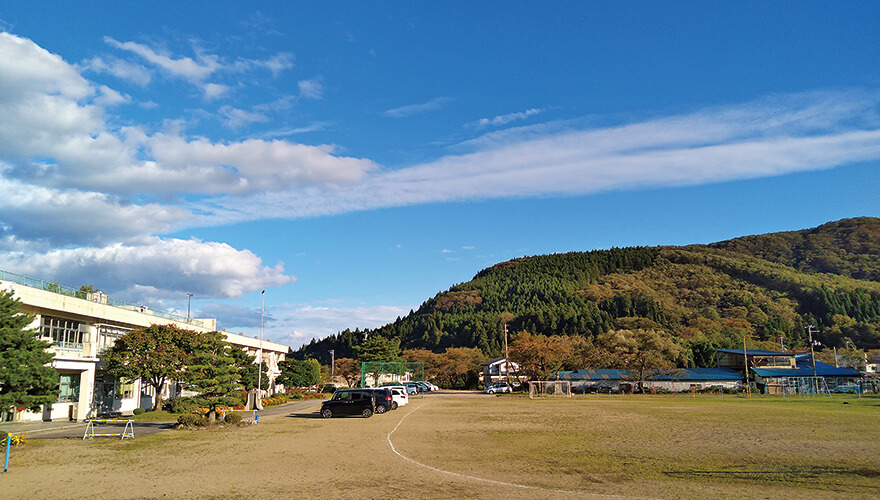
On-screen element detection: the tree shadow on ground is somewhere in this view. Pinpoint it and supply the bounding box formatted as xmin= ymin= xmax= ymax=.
xmin=285 ymin=412 xmax=325 ymax=419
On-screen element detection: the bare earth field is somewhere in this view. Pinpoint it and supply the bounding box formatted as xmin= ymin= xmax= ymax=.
xmin=3 ymin=393 xmax=879 ymax=499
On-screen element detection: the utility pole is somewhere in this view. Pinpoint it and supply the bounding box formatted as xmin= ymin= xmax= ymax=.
xmin=504 ymin=322 xmax=510 ymax=385
xmin=186 ymin=292 xmax=193 ymax=321
xmin=806 ymin=325 xmax=819 ymax=394
xmin=330 ymin=349 xmax=335 ymax=377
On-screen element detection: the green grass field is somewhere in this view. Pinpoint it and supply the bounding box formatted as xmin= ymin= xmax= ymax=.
xmin=5 ymin=394 xmax=879 ymax=499
xmin=390 ymin=394 xmax=880 ymax=499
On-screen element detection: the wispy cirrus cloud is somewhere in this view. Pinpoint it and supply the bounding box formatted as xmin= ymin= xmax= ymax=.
xmin=383 ymin=96 xmax=454 ymax=118
xmin=469 ymin=107 xmax=546 ymax=129
xmin=261 ymin=303 xmax=412 ymax=347
xmin=197 ymin=89 xmax=880 ymax=225
xmin=102 ymin=36 xmax=292 ymax=99
xmin=298 ymin=79 xmax=323 ymax=99
xmin=81 ymin=56 xmax=151 ymax=86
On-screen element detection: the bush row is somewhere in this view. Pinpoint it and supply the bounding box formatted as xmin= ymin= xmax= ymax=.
xmin=177 ymin=412 xmax=243 ymax=427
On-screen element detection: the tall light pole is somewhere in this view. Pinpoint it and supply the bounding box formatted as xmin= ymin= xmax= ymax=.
xmin=330 ymin=349 xmax=335 ymax=377
xmin=258 ymin=290 xmax=265 ymax=396
xmin=186 ymin=293 xmax=193 ymax=321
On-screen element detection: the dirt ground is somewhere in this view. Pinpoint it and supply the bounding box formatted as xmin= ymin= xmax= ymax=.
xmin=3 ymin=393 xmax=879 ymax=499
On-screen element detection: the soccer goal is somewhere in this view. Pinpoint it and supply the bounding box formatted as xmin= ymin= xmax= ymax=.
xmin=529 ymin=380 xmax=572 ymax=399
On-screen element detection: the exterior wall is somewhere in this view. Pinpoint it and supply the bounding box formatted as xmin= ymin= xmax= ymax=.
xmin=2 ymin=279 xmax=290 ymax=422
xmin=221 ymin=331 xmax=288 ymax=395
xmin=571 ymin=379 xmax=739 ymax=393
xmin=482 ymin=358 xmax=521 ymax=385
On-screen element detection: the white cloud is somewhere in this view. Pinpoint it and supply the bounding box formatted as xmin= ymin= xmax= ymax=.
xmin=298 ymin=79 xmax=323 ymax=99
xmin=95 ymin=85 xmax=130 ymax=107
xmin=383 ymin=97 xmax=454 ymax=118
xmin=470 ymin=107 xmax=546 ymax=128
xmin=220 ymin=105 xmax=269 ymax=129
xmin=0 ymin=33 xmax=377 ymax=198
xmin=103 ymin=37 xmax=292 ymax=98
xmin=0 ymin=173 xmax=187 ymax=248
xmin=257 ymin=303 xmax=412 ymax=348
xmin=0 ymin=237 xmax=294 ymax=302
xmin=196 ymin=90 xmax=880 ymax=225
xmin=81 ymin=56 xmax=151 ymax=86
xmin=202 ymin=82 xmax=229 ymax=100
xmin=104 ymin=36 xmax=219 ymax=82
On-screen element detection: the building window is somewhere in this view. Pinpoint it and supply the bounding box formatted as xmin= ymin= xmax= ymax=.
xmin=116 ymin=378 xmax=134 ymax=399
xmin=40 ymin=316 xmax=84 ymax=350
xmin=96 ymin=324 xmax=131 ymax=354
xmin=58 ymin=373 xmax=81 ymax=402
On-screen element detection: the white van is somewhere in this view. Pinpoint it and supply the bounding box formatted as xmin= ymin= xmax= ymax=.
xmin=385 ymin=385 xmax=409 ymax=409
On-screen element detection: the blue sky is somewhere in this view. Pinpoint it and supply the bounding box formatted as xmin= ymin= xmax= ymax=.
xmin=1 ymin=2 xmax=878 ymax=349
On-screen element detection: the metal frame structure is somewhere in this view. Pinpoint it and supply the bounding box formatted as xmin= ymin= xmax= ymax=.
xmin=359 ymin=361 xmax=424 ymax=388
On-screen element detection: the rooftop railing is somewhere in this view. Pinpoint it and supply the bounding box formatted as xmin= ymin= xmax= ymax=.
xmin=0 ymin=269 xmax=208 ymax=328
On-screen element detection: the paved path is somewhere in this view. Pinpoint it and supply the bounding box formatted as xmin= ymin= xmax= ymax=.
xmin=0 ymin=392 xmax=473 ymax=440
xmin=0 ymin=399 xmax=327 ymax=440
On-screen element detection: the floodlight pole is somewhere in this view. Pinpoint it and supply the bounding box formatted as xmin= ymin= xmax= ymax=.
xmin=256 ymin=289 xmax=265 ymax=422
xmin=330 ymin=349 xmax=335 ymax=377
xmin=186 ymin=293 xmax=193 ymax=321
xmin=259 ymin=290 xmax=265 ymax=395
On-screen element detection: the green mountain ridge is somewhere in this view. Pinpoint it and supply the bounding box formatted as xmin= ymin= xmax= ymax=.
xmin=295 ymin=217 xmax=880 ymax=366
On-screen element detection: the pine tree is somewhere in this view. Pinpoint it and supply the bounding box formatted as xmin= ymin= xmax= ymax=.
xmin=0 ymin=290 xmax=59 ymax=413
xmin=186 ymin=331 xmax=241 ymax=423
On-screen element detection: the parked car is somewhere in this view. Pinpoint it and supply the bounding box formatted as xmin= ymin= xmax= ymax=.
xmin=321 ymin=389 xmax=376 ymax=418
xmin=366 ymin=388 xmax=395 ymax=413
xmin=484 ymin=381 xmax=513 ymax=394
xmin=386 ymin=386 xmax=409 ymax=409
xmin=402 ymin=382 xmax=420 ymax=394
xmin=413 ymin=381 xmax=432 ymax=392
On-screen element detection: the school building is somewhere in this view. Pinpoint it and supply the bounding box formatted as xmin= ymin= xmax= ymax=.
xmin=1 ymin=270 xmax=289 ymax=423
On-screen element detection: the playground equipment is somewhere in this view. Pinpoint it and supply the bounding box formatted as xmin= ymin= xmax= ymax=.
xmin=82 ymin=419 xmax=135 ymax=440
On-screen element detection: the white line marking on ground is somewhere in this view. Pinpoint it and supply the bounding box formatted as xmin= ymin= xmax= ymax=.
xmin=387 ymin=404 xmax=656 ymax=499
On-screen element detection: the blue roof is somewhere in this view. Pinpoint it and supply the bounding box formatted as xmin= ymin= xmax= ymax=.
xmin=752 ymin=359 xmax=860 ymax=378
xmin=716 ymin=349 xmax=794 ymax=357
xmin=555 ymin=367 xmax=742 ymax=382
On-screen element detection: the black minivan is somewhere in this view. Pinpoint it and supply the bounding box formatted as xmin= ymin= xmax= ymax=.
xmin=321 ymin=389 xmax=376 ymax=418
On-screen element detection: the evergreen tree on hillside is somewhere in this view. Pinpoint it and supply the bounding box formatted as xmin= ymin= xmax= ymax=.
xmin=294 ymin=218 xmax=880 ymax=362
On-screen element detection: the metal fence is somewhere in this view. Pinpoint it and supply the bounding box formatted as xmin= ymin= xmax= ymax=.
xmin=360 ymin=361 xmax=424 ymax=388
xmin=0 ymin=268 xmax=208 ymax=328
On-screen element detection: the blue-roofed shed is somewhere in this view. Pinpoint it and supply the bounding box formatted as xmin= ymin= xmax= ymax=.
xmin=552 ymin=367 xmax=742 ymax=393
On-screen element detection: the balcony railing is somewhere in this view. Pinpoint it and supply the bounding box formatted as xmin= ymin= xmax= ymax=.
xmin=53 ymin=341 xmax=84 ymax=352
xmin=1 ymin=269 xmax=208 ymax=328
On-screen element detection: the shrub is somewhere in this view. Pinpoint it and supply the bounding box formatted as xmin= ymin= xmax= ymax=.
xmin=165 ymin=397 xmax=205 ymax=414
xmin=177 ymin=413 xmax=203 ymax=427
xmin=224 ymin=413 xmax=243 ymax=425
xmin=132 ymin=408 xmax=146 ymax=415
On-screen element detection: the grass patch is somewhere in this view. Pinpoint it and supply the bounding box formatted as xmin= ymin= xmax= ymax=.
xmin=395 ymin=395 xmax=880 ymax=497
xmin=126 ymin=410 xmax=179 ymax=422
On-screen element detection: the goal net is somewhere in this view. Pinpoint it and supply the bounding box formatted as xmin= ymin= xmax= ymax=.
xmin=529 ymin=380 xmax=572 ymax=399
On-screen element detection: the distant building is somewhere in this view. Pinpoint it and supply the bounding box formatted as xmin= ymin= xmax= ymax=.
xmin=481 ymin=357 xmax=522 ymax=385
xmin=1 ymin=270 xmax=289 ymax=423
xmin=551 ymin=348 xmax=862 ymax=394
xmin=552 ymin=368 xmax=742 ymax=393
xmin=716 ymin=349 xmax=861 ymax=394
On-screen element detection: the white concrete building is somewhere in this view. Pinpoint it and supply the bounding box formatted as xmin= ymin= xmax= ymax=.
xmin=1 ymin=270 xmax=289 ymax=422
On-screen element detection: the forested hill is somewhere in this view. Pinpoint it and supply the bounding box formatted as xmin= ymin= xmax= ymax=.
xmin=295 ymin=217 xmax=880 ymax=366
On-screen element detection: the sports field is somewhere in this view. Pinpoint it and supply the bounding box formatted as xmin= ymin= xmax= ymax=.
xmin=4 ymin=393 xmax=879 ymax=499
